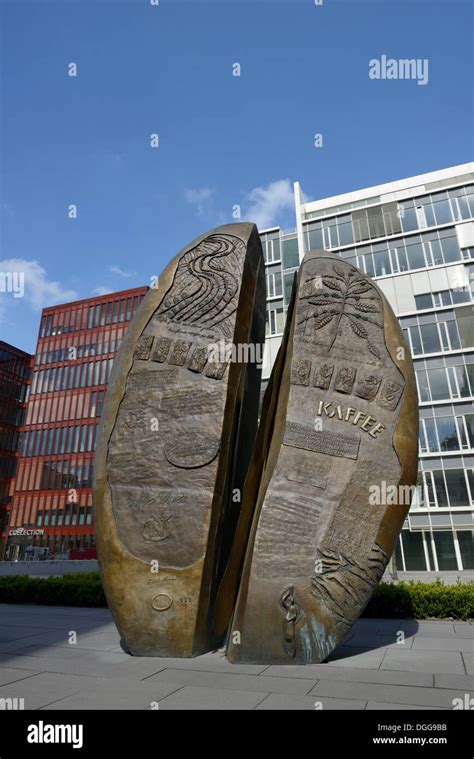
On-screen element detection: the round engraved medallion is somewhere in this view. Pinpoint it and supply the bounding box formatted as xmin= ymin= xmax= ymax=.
xmin=165 ymin=432 xmax=220 ymax=469
xmin=152 ymin=593 xmax=173 ymax=612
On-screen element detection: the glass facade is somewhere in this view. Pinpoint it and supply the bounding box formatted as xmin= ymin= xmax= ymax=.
xmin=261 ymin=231 xmax=300 ymax=338
xmin=261 ymin=167 xmax=474 ymax=572
xmin=4 ymin=287 xmax=148 ymax=560
xmin=0 ymin=342 xmax=32 ymax=557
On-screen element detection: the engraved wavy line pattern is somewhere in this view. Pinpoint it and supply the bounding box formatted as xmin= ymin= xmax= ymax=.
xmin=156 ymin=235 xmax=245 ymax=338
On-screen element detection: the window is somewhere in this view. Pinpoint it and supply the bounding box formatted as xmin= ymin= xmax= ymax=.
xmin=80 ymin=363 xmax=88 ymax=388
xmin=433 ymin=531 xmax=457 ymax=570
xmin=266 ymin=308 xmax=285 ymax=336
xmin=352 ymin=209 xmax=370 ymax=242
xmin=406 ymin=240 xmax=425 ymax=269
xmin=267 ymin=310 xmax=276 ymax=335
xmin=361 ymin=251 xmax=375 ymax=277
xmin=436 ymin=417 xmax=459 ymax=451
xmin=99 ymin=304 xmax=107 ymax=326
xmin=367 ymin=206 xmax=385 ymax=239
xmin=450 ymin=365 xmax=471 ymax=397
xmin=466 ymin=414 xmax=474 ymax=448
xmin=415 ymin=205 xmax=427 ymax=229
xmin=445 ymin=319 xmax=461 ymax=350
xmin=269 ymin=238 xmax=282 ymax=263
xmin=281 ymin=238 xmax=299 ymax=268
xmin=415 ymin=294 xmax=432 ymax=310
xmin=420 ymin=198 xmax=437 ymax=227
xmin=408 ymin=326 xmax=422 ymax=355
xmin=306 ymin=223 xmax=323 ymax=251
xmin=79 ymin=425 xmax=88 ymax=452
xmin=119 ymin=300 xmax=126 ymax=322
xmin=87 ymin=362 xmax=94 ymax=386
xmin=401 ymin=531 xmax=426 ymax=570
xmin=283 ymin=272 xmax=296 ymax=306
xmin=445 ymin=469 xmax=470 ymax=507
xmin=373 ymin=249 xmax=391 ymax=276
xmin=100 ymin=360 xmax=107 ymax=384
xmin=112 ymin=301 xmax=119 ymax=324
xmin=432 ymin=195 xmax=453 ymax=226
xmin=428 ymin=368 xmax=449 ymax=400
xmin=457 ymin=531 xmax=474 ymax=569
xmin=422 ymin=418 xmax=438 ymax=452
xmin=382 ymin=203 xmax=402 ymax=236
xmin=440 ymin=235 xmax=460 ymax=263
xmin=419 ymin=323 xmax=441 ymax=354
xmin=388 ymin=247 xmax=402 ymax=273
xmin=322 ymin=221 xmax=338 ymax=250
xmin=456 ymin=416 xmax=469 ymax=449
xmin=72 ymin=426 xmax=80 ymax=453
xmin=82 ymin=461 xmax=90 ymax=488
xmin=338 ymin=215 xmax=353 ymax=246
xmin=267 ymin=272 xmax=282 ymax=298
xmin=400 ymin=204 xmax=418 ymax=232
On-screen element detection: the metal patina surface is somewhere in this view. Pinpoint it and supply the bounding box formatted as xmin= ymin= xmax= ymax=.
xmin=93 ymin=223 xmax=265 ymax=657
xmin=226 ymin=250 xmax=419 ymax=664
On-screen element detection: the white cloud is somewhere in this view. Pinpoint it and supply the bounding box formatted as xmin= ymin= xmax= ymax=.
xmin=300 ymin=188 xmax=312 ymax=204
xmin=92 ymin=286 xmax=114 ymax=296
xmin=109 ymin=265 xmax=136 ymax=278
xmin=184 ymin=187 xmax=214 ymax=216
xmin=0 ymin=258 xmax=77 ymax=312
xmin=242 ymin=179 xmax=295 ymax=230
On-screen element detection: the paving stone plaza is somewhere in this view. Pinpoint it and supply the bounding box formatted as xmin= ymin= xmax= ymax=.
xmin=0 ymin=605 xmax=471 ymax=710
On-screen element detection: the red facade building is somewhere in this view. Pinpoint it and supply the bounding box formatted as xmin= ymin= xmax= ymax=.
xmin=4 ymin=287 xmax=148 ymax=560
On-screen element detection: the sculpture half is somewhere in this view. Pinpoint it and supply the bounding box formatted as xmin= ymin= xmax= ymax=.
xmin=226 ymin=249 xmax=419 ymax=664
xmin=93 ymin=223 xmax=265 ymax=657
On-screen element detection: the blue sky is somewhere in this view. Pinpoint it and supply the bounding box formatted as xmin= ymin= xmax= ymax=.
xmin=1 ymin=0 xmax=473 ymax=352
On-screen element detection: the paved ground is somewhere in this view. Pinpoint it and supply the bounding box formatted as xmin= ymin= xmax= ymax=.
xmin=0 ymin=605 xmax=471 ymax=710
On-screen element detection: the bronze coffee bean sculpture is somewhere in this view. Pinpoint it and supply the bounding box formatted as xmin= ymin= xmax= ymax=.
xmin=94 ymin=225 xmax=418 ymax=662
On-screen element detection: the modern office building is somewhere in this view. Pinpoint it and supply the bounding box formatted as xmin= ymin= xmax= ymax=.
xmin=4 ymin=287 xmax=148 ymax=560
xmin=4 ymin=164 xmax=473 ymax=570
xmin=0 ymin=342 xmax=32 ymax=558
xmin=260 ymin=162 xmax=474 ymax=573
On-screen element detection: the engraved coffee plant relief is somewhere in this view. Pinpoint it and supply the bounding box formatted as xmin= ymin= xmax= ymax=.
xmin=298 ymin=265 xmax=382 ymax=357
